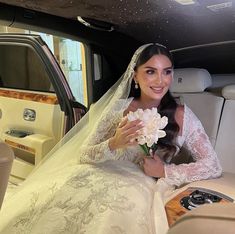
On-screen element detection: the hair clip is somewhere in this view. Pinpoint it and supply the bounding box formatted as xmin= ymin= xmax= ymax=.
xmin=154 ymin=43 xmax=167 ymax=48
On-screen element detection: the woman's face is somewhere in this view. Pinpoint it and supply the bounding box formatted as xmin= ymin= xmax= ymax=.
xmin=134 ymin=54 xmax=173 ymax=103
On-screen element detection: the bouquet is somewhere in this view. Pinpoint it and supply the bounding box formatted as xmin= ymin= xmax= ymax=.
xmin=126 ymin=108 xmax=168 ymax=156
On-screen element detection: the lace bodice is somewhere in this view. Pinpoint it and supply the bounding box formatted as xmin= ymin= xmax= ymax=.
xmin=80 ymin=99 xmax=222 ymax=186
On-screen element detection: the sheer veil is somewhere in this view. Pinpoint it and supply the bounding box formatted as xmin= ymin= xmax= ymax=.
xmin=0 ymin=43 xmax=168 ymax=233
xmin=21 ymin=43 xmax=153 ymax=184
xmin=1 ymin=42 xmax=222 ymax=234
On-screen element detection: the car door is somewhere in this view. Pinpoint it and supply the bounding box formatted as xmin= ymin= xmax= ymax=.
xmin=0 ymin=34 xmax=86 ymax=183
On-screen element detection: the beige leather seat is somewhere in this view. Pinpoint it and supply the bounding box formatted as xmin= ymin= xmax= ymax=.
xmin=167 ymin=81 xmax=235 ymax=234
xmin=215 ymin=85 xmax=235 ymax=173
xmin=171 ymin=68 xmax=224 ymax=147
xmin=167 ymin=203 xmax=235 ymax=234
xmin=0 ymin=142 xmax=14 ymax=209
xmin=209 ymin=74 xmax=235 ymax=95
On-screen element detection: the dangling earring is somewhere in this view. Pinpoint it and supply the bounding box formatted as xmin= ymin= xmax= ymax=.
xmin=135 ymin=81 xmax=139 ymax=89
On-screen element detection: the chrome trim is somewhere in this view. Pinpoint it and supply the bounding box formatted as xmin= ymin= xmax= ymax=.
xmin=23 ymin=108 xmax=36 ymax=121
xmin=77 ymin=16 xmax=114 ymax=32
xmin=171 ymin=40 xmax=235 ymax=53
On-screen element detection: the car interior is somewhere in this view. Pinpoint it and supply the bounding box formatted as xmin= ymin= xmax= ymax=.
xmin=0 ymin=0 xmax=235 ymax=233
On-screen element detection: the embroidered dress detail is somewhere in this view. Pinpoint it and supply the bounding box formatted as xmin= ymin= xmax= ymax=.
xmin=79 ymin=100 xmax=222 ymax=187
xmin=0 ymin=44 xmax=222 ymax=234
xmin=164 ymin=105 xmax=222 ymax=186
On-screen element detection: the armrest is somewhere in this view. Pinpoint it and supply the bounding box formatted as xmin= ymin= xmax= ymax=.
xmin=167 ymin=203 xmax=235 ymax=234
xmin=0 ymin=142 xmax=14 ymax=209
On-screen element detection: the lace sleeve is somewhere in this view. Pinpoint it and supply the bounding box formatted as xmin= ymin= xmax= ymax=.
xmin=79 ymin=109 xmax=121 ymax=163
xmin=78 ymin=98 xmax=135 ymax=164
xmin=164 ymin=105 xmax=222 ymax=186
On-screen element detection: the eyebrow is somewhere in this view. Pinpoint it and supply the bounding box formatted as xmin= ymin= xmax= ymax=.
xmin=144 ymin=66 xmax=173 ymax=70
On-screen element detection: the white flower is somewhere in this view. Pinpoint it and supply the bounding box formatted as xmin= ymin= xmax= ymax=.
xmin=126 ymin=107 xmax=168 ymax=148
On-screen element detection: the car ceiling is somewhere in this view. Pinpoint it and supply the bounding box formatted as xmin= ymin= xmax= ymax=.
xmin=0 ymin=0 xmax=234 ymax=50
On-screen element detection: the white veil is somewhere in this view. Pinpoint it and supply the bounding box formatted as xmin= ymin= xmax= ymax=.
xmin=22 ymin=43 xmax=153 ymax=183
xmin=1 ymin=43 xmax=172 ymax=234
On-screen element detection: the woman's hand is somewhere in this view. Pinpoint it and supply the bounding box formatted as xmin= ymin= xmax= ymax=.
xmin=142 ymin=154 xmax=165 ymax=178
xmin=109 ymin=117 xmax=143 ymax=150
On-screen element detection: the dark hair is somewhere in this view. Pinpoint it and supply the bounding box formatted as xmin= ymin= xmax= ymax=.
xmin=129 ymin=44 xmax=179 ymax=162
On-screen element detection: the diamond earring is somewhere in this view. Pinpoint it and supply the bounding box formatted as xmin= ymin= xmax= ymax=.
xmin=135 ymin=82 xmax=139 ymax=89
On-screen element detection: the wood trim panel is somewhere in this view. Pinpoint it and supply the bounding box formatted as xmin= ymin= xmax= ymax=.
xmin=165 ymin=187 xmax=232 ymax=227
xmin=0 ymin=89 xmax=58 ymax=104
xmin=5 ymin=139 xmax=36 ymax=154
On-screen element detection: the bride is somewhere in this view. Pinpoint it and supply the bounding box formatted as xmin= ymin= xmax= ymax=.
xmin=0 ymin=44 xmax=222 ymax=234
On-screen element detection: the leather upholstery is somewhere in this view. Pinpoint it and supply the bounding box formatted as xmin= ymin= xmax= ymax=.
xmin=167 ymin=203 xmax=235 ymax=234
xmin=215 ymin=85 xmax=235 ymax=173
xmin=171 ymin=68 xmax=212 ymax=93
xmin=0 ymin=142 xmax=14 ymax=209
xmin=171 ymin=68 xmax=224 ymax=147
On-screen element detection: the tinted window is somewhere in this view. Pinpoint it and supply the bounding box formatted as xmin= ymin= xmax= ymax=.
xmin=0 ymin=44 xmax=52 ymax=92
xmin=0 ymin=26 xmax=88 ymax=107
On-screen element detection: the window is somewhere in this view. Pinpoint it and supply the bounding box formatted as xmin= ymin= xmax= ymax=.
xmin=0 ymin=26 xmax=88 ymax=106
xmin=0 ymin=44 xmax=52 ymax=92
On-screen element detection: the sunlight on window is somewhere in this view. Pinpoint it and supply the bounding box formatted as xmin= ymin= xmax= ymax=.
xmin=58 ymin=38 xmax=87 ymax=106
xmin=32 ymin=32 xmax=88 ymax=107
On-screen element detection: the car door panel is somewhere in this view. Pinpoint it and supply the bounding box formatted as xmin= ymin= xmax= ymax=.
xmin=0 ymin=89 xmax=65 ymax=182
xmin=0 ymin=35 xmax=85 ymax=182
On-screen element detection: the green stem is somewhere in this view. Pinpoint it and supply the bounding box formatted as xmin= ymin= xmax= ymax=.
xmin=140 ymin=144 xmax=150 ymax=156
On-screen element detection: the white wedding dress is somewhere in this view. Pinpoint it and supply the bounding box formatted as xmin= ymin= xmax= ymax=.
xmin=0 ymin=99 xmax=222 ymax=234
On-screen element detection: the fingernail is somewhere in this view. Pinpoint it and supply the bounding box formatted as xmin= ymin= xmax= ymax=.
xmin=138 ymin=121 xmax=144 ymax=126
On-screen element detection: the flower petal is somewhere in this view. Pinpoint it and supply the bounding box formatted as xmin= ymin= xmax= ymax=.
xmin=158 ymin=130 xmax=166 ymax=138
xmin=159 ymin=116 xmax=168 ymax=129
